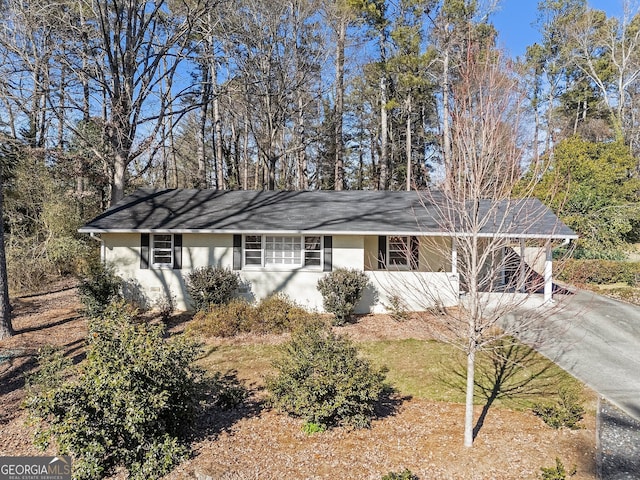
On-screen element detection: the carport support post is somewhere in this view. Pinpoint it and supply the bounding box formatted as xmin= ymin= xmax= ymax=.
xmin=451 ymin=237 xmax=457 ymax=274
xmin=544 ymin=241 xmax=553 ymax=302
xmin=519 ymin=238 xmax=526 ymax=293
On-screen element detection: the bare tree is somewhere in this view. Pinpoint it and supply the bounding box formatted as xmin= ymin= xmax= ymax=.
xmin=0 ymin=0 xmax=61 ymax=149
xmin=62 ymin=0 xmax=208 ymax=205
xmin=567 ymin=2 xmax=640 ymax=145
xmin=225 ymin=0 xmax=323 ymax=190
xmin=386 ymin=44 xmax=570 ymax=448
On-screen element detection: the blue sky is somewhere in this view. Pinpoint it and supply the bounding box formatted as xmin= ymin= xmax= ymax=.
xmin=492 ymin=0 xmax=627 ymax=58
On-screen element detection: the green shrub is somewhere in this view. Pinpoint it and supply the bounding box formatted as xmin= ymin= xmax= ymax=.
xmin=558 ymin=259 xmax=640 ymax=285
xmin=532 ymin=388 xmax=585 ymax=429
xmin=185 ymin=266 xmax=241 ymax=311
xmin=47 ymin=236 xmax=92 ymax=276
xmin=382 ymin=469 xmax=418 ymax=480
xmin=302 ymin=422 xmax=326 ymax=435
xmin=317 ymin=268 xmax=371 ymax=325
xmin=187 ymin=294 xmax=316 ymax=337
xmin=266 ymin=320 xmax=388 ymax=429
xmin=77 ymin=262 xmax=123 ymax=318
xmin=25 ymin=301 xmax=205 ymax=480
xmin=540 ymin=457 xmax=576 ymax=480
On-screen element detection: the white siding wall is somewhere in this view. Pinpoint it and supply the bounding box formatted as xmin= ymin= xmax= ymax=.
xmin=102 ymin=233 xmax=233 ymax=310
xmin=101 ymin=233 xmax=459 ymax=313
xmin=238 ymin=235 xmax=364 ymax=312
xmin=364 ymin=271 xmax=460 ymax=312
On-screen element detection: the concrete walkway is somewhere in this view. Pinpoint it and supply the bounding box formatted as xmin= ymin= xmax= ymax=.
xmin=510 ymin=289 xmax=640 ymax=421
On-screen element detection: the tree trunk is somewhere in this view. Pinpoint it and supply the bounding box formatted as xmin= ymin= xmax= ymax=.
xmin=298 ymin=94 xmax=308 ymax=190
xmin=334 ymin=18 xmax=346 ymax=191
xmin=267 ymin=155 xmax=277 ymax=190
xmin=197 ymin=61 xmax=210 ymax=189
xmin=464 ymin=345 xmax=476 ymax=447
xmin=405 ymin=96 xmax=412 ymax=191
xmin=243 ymin=115 xmax=250 ymax=190
xmin=111 ymin=149 xmax=127 ymax=205
xmin=379 ymin=74 xmax=388 ymax=190
xmin=0 ymin=179 xmax=13 ymax=339
xmin=213 ymin=94 xmax=224 ymax=189
xmin=213 ymin=92 xmax=225 ymax=189
xmin=442 ymin=48 xmax=452 ymax=174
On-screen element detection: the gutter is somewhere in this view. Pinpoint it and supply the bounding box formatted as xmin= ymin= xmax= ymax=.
xmin=78 ymin=228 xmax=579 ymax=241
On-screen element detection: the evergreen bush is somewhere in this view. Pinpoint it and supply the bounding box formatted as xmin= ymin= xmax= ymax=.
xmin=185 ymin=266 xmax=240 ymax=311
xmin=267 ymin=320 xmax=387 ymax=429
xmin=532 ymin=387 xmax=585 ymax=429
xmin=317 ymin=268 xmax=371 ymax=325
xmin=382 ymin=469 xmax=418 ymax=480
xmin=77 ymin=262 xmax=123 ymax=318
xmin=540 ymin=457 xmax=576 ymax=480
xmin=558 ymin=259 xmax=640 ymax=286
xmin=250 ymin=293 xmax=314 ymax=333
xmin=25 ymin=300 xmax=206 ymax=480
xmin=189 ymin=298 xmax=251 ymax=337
xmin=208 ymin=370 xmax=249 ymax=410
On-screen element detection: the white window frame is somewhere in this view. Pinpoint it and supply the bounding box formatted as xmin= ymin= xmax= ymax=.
xmin=244 ymin=235 xmax=263 ymax=266
xmin=265 ymin=236 xmax=302 ymax=265
xmin=387 ymin=235 xmax=415 ymax=270
xmin=151 ymin=234 xmax=173 ymax=268
xmin=243 ymin=235 xmax=323 ymax=269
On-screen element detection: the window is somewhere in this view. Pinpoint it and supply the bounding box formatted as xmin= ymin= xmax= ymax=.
xmin=388 ymin=236 xmax=419 ymax=269
xmin=244 ymin=235 xmax=322 ymax=268
xmin=304 ymin=236 xmax=322 ymax=266
xmin=266 ymin=236 xmax=301 ymax=265
xmin=244 ymin=235 xmax=262 ymax=265
xmin=152 ymin=234 xmax=173 ymax=267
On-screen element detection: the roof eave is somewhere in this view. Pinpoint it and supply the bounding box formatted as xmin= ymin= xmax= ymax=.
xmin=78 ymin=227 xmax=578 ymax=240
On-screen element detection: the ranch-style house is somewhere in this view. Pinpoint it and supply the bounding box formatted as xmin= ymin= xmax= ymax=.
xmin=79 ymin=189 xmax=577 ymax=312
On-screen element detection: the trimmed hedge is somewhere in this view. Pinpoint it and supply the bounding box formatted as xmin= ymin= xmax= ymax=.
xmin=558 ymin=259 xmax=640 ymax=286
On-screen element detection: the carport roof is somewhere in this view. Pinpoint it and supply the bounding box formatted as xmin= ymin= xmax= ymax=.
xmin=79 ymin=188 xmax=577 ymax=239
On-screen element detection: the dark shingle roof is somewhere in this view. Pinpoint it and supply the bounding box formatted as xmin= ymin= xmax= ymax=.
xmin=79 ymin=189 xmax=577 ymax=239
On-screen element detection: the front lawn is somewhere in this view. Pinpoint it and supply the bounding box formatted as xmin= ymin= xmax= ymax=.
xmin=198 ymin=335 xmax=590 ymax=410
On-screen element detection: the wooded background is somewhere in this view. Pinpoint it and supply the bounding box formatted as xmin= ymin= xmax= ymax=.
xmin=1 ymin=0 xmax=639 ymax=292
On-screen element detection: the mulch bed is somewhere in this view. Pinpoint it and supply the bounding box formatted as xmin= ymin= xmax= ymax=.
xmin=0 ymin=286 xmax=597 ymax=479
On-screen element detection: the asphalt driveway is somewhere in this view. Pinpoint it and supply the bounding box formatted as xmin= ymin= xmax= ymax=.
xmin=509 ymin=289 xmax=640 ymax=421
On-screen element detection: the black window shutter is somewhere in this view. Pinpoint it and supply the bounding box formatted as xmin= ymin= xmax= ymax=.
xmin=323 ymin=236 xmax=332 ymax=272
xmin=410 ymin=236 xmax=419 ymax=270
xmin=378 ymin=236 xmax=387 ymax=269
xmin=173 ymin=234 xmax=183 ymax=270
xmin=233 ymin=235 xmax=242 ymax=270
xmin=140 ymin=233 xmax=150 ymax=269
